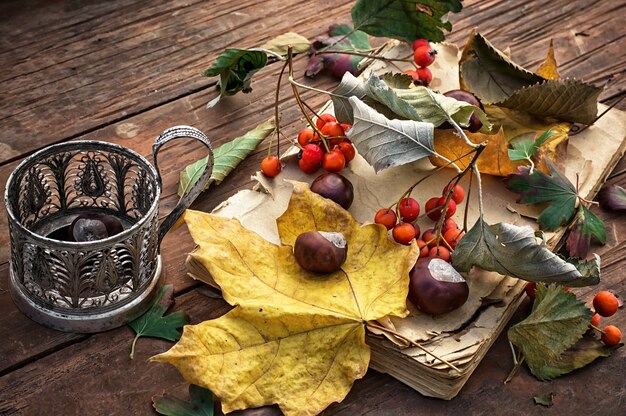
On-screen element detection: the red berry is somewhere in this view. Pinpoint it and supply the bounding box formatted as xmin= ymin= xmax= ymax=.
xmin=392 ymin=222 xmax=416 ymax=245
xmin=439 ymin=197 xmax=457 ymax=219
xmin=416 ymin=239 xmax=429 ymax=258
xmin=413 ymin=45 xmax=437 ymax=67
xmin=320 ymin=121 xmax=345 ymax=140
xmin=261 ymin=155 xmax=282 ymax=178
xmin=415 ymin=67 xmax=433 ymax=85
xmin=444 ymin=183 xmax=465 ymax=204
xmin=338 ymin=142 xmax=356 ymax=162
xmin=322 ymin=149 xmax=346 ymax=172
xmin=302 ymin=144 xmax=324 ymax=166
xmin=374 ymin=208 xmax=397 ymax=230
xmin=403 ymin=69 xmax=419 ymax=80
xmin=421 ymin=228 xmax=440 ymax=248
xmin=316 ymin=113 xmax=336 ymax=130
xmin=298 ymin=158 xmax=319 ymax=174
xmin=297 ymin=128 xmax=316 ymax=147
xmin=601 ymin=325 xmax=622 ymax=346
xmin=441 ymin=218 xmax=458 ymax=234
xmin=443 ymin=228 xmax=464 ymax=250
xmin=425 ymin=197 xmax=440 ymax=221
xmin=428 ymin=246 xmax=451 ymax=262
xmin=398 ymin=197 xmax=420 ymax=222
xmin=593 ymin=291 xmax=619 ymax=317
xmin=590 ymin=313 xmax=601 ymax=328
xmin=412 ymin=39 xmax=430 ymax=51
xmin=340 ymin=123 xmax=352 ymax=132
xmin=525 ymin=282 xmax=537 ymax=301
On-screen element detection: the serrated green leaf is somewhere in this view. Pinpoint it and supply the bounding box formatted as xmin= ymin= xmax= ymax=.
xmin=346 ymin=96 xmax=434 ymax=172
xmin=566 ymin=254 xmax=600 ymax=285
xmin=203 ymin=48 xmax=268 ymax=108
xmin=380 ymin=72 xmax=414 ymax=89
xmin=178 ymin=118 xmax=275 ymax=197
xmin=351 ymin=0 xmax=463 ymax=43
xmin=259 ymin=32 xmax=310 ymax=56
xmin=531 ymin=336 xmax=621 ymax=381
xmin=508 ymin=284 xmax=593 ymax=371
xmin=498 ymin=78 xmax=601 ymax=125
xmin=452 ymin=218 xmax=587 ymax=285
xmin=153 ymin=384 xmax=214 ymax=416
xmin=129 ymin=285 xmax=187 ymax=359
xmin=460 ymin=31 xmax=544 ymax=103
xmin=503 ymin=158 xmax=577 ymax=230
xmin=508 ymin=130 xmax=556 ymax=163
xmin=566 ymin=206 xmax=607 ymax=258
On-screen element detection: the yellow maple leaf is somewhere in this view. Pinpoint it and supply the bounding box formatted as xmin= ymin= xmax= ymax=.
xmin=151 ymin=181 xmax=419 ymax=416
xmin=536 ymin=40 xmax=560 ymax=80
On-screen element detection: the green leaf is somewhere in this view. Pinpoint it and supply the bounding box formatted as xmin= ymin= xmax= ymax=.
xmin=259 ymin=32 xmax=310 ymax=56
xmin=128 ymin=285 xmax=187 ymax=359
xmin=203 ymin=48 xmax=268 ymax=108
xmin=460 ymin=31 xmax=545 ymax=103
xmin=566 ymin=254 xmax=601 ymax=285
xmin=533 ymin=393 xmax=554 ymax=407
xmin=329 ymin=24 xmax=371 ymax=50
xmin=508 ymin=284 xmax=593 ymax=372
xmin=331 ymin=73 xmax=369 ymax=124
xmin=346 ymin=96 xmax=434 ymax=172
xmin=565 ymin=206 xmax=607 ymax=258
xmin=508 ymin=130 xmax=556 ymax=164
xmin=178 ymin=118 xmax=275 ymax=197
xmin=153 ymin=384 xmax=213 ymax=416
xmin=531 ymin=336 xmax=621 ymax=381
xmin=503 ymin=159 xmax=577 ymax=231
xmin=498 ymin=79 xmax=602 ymax=125
xmin=351 ymin=0 xmax=463 ymax=43
xmin=452 ymin=218 xmax=587 ymax=285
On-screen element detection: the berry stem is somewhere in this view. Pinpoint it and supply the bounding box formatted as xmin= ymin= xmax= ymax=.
xmin=366 ymin=321 xmax=461 ymax=373
xmin=270 ymin=59 xmax=289 ymax=158
xmin=316 ymin=49 xmax=414 ymax=63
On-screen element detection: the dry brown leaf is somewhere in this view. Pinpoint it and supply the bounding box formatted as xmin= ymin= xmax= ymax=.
xmin=536 ymin=40 xmax=560 ymax=80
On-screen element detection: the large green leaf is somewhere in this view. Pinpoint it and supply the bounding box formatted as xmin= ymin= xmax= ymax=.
xmin=346 ymin=96 xmax=434 ymax=172
xmin=178 ymin=118 xmax=275 ymax=197
xmin=351 ymin=0 xmax=463 ymax=43
xmin=531 ymin=336 xmax=622 ymax=381
xmin=499 ymin=79 xmax=602 ymax=125
xmin=566 ymin=206 xmax=607 ymax=258
xmin=508 ymin=284 xmax=593 ymax=371
xmin=452 ymin=218 xmax=586 ymax=285
xmin=503 ymin=159 xmax=578 ymax=231
xmin=203 ymin=48 xmax=268 ymax=108
xmin=460 ymin=31 xmax=544 ymax=103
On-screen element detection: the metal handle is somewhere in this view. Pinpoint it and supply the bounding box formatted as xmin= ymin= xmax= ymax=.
xmin=152 ymin=126 xmax=214 ymax=245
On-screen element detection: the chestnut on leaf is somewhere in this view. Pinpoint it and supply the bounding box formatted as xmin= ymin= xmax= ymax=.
xmin=408 ymin=257 xmax=469 ymax=315
xmin=294 ymin=231 xmax=347 ymax=274
xmin=310 ymin=173 xmax=354 ymax=210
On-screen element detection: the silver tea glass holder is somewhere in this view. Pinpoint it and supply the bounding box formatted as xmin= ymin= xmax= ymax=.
xmin=5 ymin=126 xmax=213 ymax=333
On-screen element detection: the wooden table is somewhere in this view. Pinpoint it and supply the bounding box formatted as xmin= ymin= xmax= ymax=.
xmin=1 ymin=1 xmax=624 ymax=414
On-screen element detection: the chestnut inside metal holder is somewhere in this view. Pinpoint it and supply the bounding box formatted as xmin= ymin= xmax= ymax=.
xmin=5 ymin=126 xmax=213 ymax=333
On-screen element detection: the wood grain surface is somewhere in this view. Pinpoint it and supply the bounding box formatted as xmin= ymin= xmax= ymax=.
xmin=0 ymin=0 xmax=625 ymax=415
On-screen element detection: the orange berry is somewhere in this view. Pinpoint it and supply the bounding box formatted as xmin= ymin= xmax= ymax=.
xmin=590 ymin=313 xmax=600 ymax=328
xmin=428 ymin=246 xmax=451 ymax=262
xmin=593 ymin=291 xmax=619 ymax=317
xmin=416 ymin=239 xmax=429 ymax=258
xmin=601 ymin=325 xmax=622 ymax=346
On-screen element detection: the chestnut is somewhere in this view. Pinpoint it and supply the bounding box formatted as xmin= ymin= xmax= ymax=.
xmin=69 ymin=213 xmax=124 ymax=242
xmin=310 ymin=172 xmax=354 ymax=210
xmin=408 ymin=257 xmax=469 ymax=315
xmin=440 ymin=89 xmax=484 ymax=133
xmin=294 ymin=231 xmax=347 ymax=274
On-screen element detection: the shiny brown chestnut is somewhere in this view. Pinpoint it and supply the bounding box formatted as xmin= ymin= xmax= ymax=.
xmin=310 ymin=172 xmax=354 ymax=210
xmin=294 ymin=231 xmax=347 ymax=274
xmin=408 ymin=257 xmax=469 ymax=315
xmin=70 ymin=213 xmax=124 ymax=242
xmin=440 ymin=89 xmax=484 ymax=133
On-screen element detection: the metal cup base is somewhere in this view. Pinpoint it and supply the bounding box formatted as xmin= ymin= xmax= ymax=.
xmin=8 ymin=256 xmax=163 ymax=333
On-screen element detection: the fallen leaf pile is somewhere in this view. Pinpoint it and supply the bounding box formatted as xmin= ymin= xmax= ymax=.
xmin=152 ymin=181 xmax=419 ymax=416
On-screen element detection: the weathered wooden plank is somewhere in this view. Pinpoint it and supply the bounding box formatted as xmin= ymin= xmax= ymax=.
xmin=0 ymin=0 xmax=355 ymax=164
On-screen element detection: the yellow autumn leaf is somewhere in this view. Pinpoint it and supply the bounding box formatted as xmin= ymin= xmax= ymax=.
xmin=152 ymin=181 xmax=419 ymax=416
xmin=430 ymin=105 xmax=570 ymax=176
xmin=536 ymin=40 xmax=560 ymax=80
